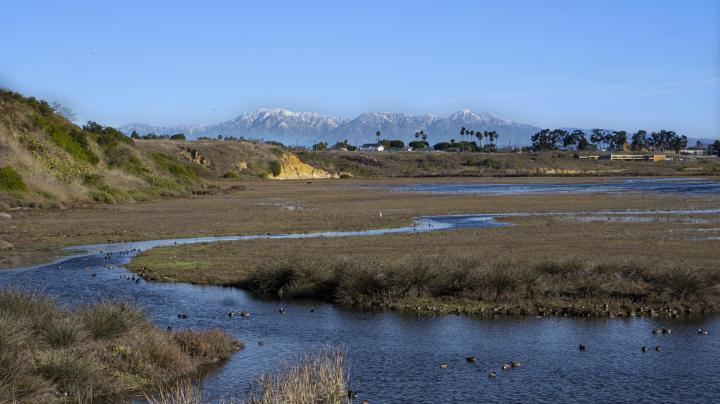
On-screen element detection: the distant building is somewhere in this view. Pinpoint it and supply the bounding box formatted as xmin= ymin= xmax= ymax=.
xmin=680 ymin=149 xmax=704 ymax=156
xmin=359 ymin=143 xmax=384 ymax=152
xmin=577 ymin=154 xmax=666 ymax=161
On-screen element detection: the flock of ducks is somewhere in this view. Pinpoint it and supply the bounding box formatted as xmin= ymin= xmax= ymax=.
xmin=437 ymin=327 xmax=712 ymax=379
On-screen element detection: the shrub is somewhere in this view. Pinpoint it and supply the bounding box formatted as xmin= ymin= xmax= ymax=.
xmin=39 ymin=316 xmax=86 ymax=348
xmin=268 ymin=160 xmax=282 ymax=177
xmin=173 ymin=329 xmax=242 ymax=363
xmin=0 ymin=166 xmax=28 ymax=192
xmin=79 ymin=300 xmax=147 ymax=339
xmin=37 ymin=351 xmax=100 ymax=399
xmin=151 ymin=153 xmax=198 ymax=182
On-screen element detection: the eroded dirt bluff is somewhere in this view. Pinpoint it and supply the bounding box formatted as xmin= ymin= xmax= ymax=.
xmin=272 ymin=152 xmax=346 ymax=179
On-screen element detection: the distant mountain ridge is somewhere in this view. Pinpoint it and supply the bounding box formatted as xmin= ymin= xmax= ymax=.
xmin=119 ymin=108 xmax=546 ymax=146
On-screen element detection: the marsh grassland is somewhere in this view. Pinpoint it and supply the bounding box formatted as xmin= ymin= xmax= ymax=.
xmin=104 ymin=177 xmax=720 ymax=317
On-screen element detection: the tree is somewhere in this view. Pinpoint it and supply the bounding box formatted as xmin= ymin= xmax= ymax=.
xmin=630 ymin=130 xmax=647 ymax=151
xmin=563 ymin=130 xmax=587 ymax=150
xmin=51 ymin=101 xmax=76 ymax=121
xmin=670 ymin=134 xmax=688 ymax=153
xmin=312 ymin=142 xmax=328 ymax=151
xmin=170 ymin=133 xmax=186 ymax=140
xmin=531 ymin=129 xmax=564 ymax=150
xmin=433 ymin=142 xmax=453 ymax=151
xmin=710 ymin=140 xmax=720 ymax=156
xmin=375 ymin=131 xmax=381 ymax=143
xmin=612 ymin=131 xmax=628 ymax=151
xmin=460 ymin=127 xmax=466 ymax=144
xmin=409 ymin=140 xmax=429 ymax=150
xmin=590 ymin=129 xmax=606 ymax=149
xmin=130 ymin=130 xmax=140 ymax=139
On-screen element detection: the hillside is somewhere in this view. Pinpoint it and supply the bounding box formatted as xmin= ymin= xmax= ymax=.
xmin=0 ymin=90 xmax=210 ymax=207
xmin=133 ymin=139 xmax=339 ymax=180
xmin=0 ymin=90 xmax=349 ymax=207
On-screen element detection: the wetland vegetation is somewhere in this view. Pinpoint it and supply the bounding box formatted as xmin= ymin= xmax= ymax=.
xmin=0 ymin=290 xmax=242 ymax=403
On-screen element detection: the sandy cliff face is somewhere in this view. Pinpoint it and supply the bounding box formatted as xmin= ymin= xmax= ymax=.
xmin=272 ymin=153 xmax=338 ymax=180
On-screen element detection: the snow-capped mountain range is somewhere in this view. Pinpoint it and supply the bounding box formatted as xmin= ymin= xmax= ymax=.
xmin=119 ymin=108 xmax=542 ymax=146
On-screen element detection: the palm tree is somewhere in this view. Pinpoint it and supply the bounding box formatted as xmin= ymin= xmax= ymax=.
xmin=421 ymin=131 xmax=428 ymax=142
xmin=375 ymin=130 xmax=381 ymax=143
xmin=460 ymin=127 xmax=466 ymax=144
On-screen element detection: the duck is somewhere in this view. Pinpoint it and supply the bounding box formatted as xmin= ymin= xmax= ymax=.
xmin=698 ymin=328 xmax=709 ymax=335
xmin=501 ymin=363 xmax=512 ymax=370
xmin=579 ymin=344 xmax=586 ymax=352
xmin=641 ymin=345 xmax=648 ymax=352
xmin=652 ymin=329 xmax=662 ymax=335
xmin=488 ymin=371 xmax=497 ymax=378
xmin=465 ymin=356 xmax=477 ymax=363
xmin=240 ymin=311 xmax=251 ymax=317
xmin=228 ymin=311 xmax=235 ymax=318
xmin=258 ymin=340 xmax=264 ymax=346
xmin=440 ymin=363 xmax=449 ymax=369
xmin=279 ymin=307 xmax=286 ymax=314
xmin=347 ymin=390 xmax=357 ymax=399
xmin=655 ymin=345 xmax=662 ymax=351
xmin=178 ymin=314 xmax=188 ymax=319
xmin=511 ymin=361 xmax=521 ymax=368
xmin=662 ymin=328 xmax=672 ymax=334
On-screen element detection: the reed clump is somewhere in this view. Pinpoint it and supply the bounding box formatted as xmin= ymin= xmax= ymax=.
xmin=246 ymin=347 xmax=349 ymax=404
xmin=240 ymin=255 xmax=720 ymax=317
xmin=0 ymin=289 xmax=242 ymax=403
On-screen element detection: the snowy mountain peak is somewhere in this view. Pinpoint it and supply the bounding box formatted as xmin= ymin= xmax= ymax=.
xmin=119 ymin=108 xmax=540 ymax=146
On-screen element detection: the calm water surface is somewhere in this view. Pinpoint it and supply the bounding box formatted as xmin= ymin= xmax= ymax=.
xmin=2 ymin=206 xmax=720 ymax=402
xmin=390 ymin=177 xmax=720 ymax=195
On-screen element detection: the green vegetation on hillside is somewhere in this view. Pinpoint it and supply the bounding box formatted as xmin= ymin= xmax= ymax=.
xmin=0 ymin=89 xmax=209 ymax=206
xmin=0 ymin=166 xmax=27 ymax=192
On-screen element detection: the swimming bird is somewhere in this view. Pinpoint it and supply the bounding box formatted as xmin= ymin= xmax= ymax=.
xmin=178 ymin=314 xmax=188 ymax=319
xmin=641 ymin=346 xmax=648 ymax=352
xmin=440 ymin=362 xmax=449 ymax=369
xmin=698 ymin=329 xmax=709 ymax=335
xmin=466 ymin=356 xmax=477 ymax=363
xmin=662 ymin=328 xmax=672 ymax=334
xmin=258 ymin=340 xmax=264 ymax=346
xmin=488 ymin=371 xmax=497 ymax=378
xmin=511 ymin=361 xmax=521 ymax=368
xmin=501 ymin=363 xmax=512 ymax=370
xmin=655 ymin=345 xmax=662 ymax=351
xmin=228 ymin=311 xmax=235 ymax=318
xmin=579 ymin=344 xmax=586 ymax=351
xmin=279 ymin=307 xmax=286 ymax=314
xmin=240 ymin=311 xmax=251 ymax=317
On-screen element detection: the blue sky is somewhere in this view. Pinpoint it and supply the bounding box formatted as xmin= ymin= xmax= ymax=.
xmin=2 ymin=0 xmax=719 ymax=138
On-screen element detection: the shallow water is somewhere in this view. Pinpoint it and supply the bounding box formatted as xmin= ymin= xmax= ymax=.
xmin=2 ymin=212 xmax=720 ymax=402
xmin=390 ymin=177 xmax=720 ymax=195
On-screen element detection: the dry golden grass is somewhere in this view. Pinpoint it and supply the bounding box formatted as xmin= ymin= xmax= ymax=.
xmin=246 ymin=347 xmax=349 ymax=404
xmin=144 ymin=347 xmax=349 ymax=404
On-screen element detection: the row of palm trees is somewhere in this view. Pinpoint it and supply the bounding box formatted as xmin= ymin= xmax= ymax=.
xmin=460 ymin=127 xmax=499 ymax=148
